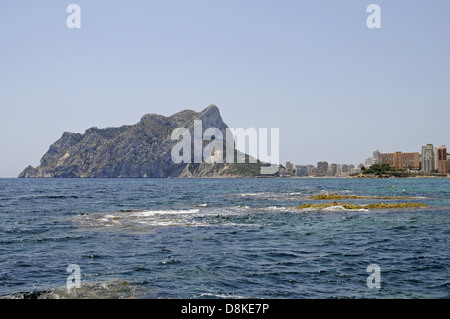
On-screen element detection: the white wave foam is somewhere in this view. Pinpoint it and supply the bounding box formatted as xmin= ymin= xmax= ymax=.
xmin=323 ymin=206 xmax=369 ymax=212
xmin=198 ymin=293 xmax=246 ymax=299
xmin=237 ymin=193 xmax=264 ymax=197
xmin=265 ymin=206 xmax=287 ymax=211
xmin=300 ymin=205 xmax=369 ymax=212
xmin=232 ymin=205 xmax=288 ymax=212
xmin=131 ymin=209 xmax=199 ymax=217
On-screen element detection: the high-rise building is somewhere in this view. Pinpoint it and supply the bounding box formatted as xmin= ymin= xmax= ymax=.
xmin=372 ymin=150 xmax=382 ymax=165
xmin=328 ymin=163 xmax=337 ymax=176
xmin=317 ymin=161 xmax=328 ymax=176
xmin=438 ymin=160 xmax=449 ymax=174
xmin=341 ymin=164 xmax=349 ymax=173
xmin=436 ymin=145 xmax=448 ymax=173
xmin=285 ymin=161 xmax=294 ymax=175
xmin=295 ymin=165 xmax=309 ymax=176
xmin=381 ymin=152 xmax=420 ymax=170
xmin=336 ymin=164 xmax=349 ymax=177
xmin=364 ymin=157 xmax=373 ymax=168
xmin=336 ymin=164 xmax=342 ymax=176
xmin=421 ymin=144 xmax=435 ymax=172
xmin=436 ymin=145 xmax=447 ymax=161
xmin=397 ymin=152 xmax=420 ymax=170
xmin=381 ymin=153 xmax=394 ymax=167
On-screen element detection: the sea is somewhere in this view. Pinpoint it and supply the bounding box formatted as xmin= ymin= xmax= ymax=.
xmin=0 ymin=178 xmax=448 ymax=299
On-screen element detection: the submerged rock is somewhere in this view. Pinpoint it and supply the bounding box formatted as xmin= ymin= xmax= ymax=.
xmin=296 ymin=202 xmax=428 ymax=210
xmin=307 ymin=194 xmax=413 ymax=200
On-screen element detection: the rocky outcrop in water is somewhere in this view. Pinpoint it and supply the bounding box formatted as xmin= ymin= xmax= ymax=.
xmin=18 ymin=105 xmax=268 ymax=178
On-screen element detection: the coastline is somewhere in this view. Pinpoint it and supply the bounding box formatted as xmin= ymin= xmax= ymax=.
xmin=9 ymin=175 xmax=450 ymax=179
xmin=347 ymin=172 xmax=450 ymax=179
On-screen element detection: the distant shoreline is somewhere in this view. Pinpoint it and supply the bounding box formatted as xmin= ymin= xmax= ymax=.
xmin=7 ymin=174 xmax=450 ymax=179
xmin=278 ymin=174 xmax=449 ymax=179
xmin=347 ymin=172 xmax=450 ymax=179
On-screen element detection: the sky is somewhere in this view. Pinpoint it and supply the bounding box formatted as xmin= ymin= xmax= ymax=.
xmin=0 ymin=0 xmax=449 ymax=177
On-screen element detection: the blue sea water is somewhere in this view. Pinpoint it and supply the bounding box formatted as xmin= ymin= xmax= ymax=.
xmin=0 ymin=178 xmax=448 ymax=299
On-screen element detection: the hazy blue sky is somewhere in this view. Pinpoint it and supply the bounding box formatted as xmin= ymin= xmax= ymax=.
xmin=1 ymin=1 xmax=449 ymax=177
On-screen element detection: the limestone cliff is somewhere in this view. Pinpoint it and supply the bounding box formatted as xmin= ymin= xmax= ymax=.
xmin=18 ymin=105 xmax=269 ymax=178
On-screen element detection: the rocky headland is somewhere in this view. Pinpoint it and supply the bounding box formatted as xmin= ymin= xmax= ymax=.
xmin=18 ymin=105 xmax=269 ymax=178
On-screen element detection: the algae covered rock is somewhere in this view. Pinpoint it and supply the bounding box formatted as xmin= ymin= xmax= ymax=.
xmin=296 ymin=201 xmax=428 ymax=210
xmin=307 ymin=194 xmax=413 ymax=200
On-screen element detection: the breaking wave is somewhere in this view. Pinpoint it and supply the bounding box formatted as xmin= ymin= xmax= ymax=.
xmin=299 ymin=205 xmax=369 ymax=212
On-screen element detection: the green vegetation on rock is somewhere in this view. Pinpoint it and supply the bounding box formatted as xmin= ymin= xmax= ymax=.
xmin=361 ymin=163 xmax=395 ymax=175
xmin=296 ymin=201 xmax=428 ymax=210
xmin=308 ymin=194 xmax=412 ymax=200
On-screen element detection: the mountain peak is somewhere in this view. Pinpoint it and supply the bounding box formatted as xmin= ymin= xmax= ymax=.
xmin=18 ymin=105 xmax=265 ymax=178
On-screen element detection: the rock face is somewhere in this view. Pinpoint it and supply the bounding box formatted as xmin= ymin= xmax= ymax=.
xmin=18 ymin=105 xmax=266 ymax=178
